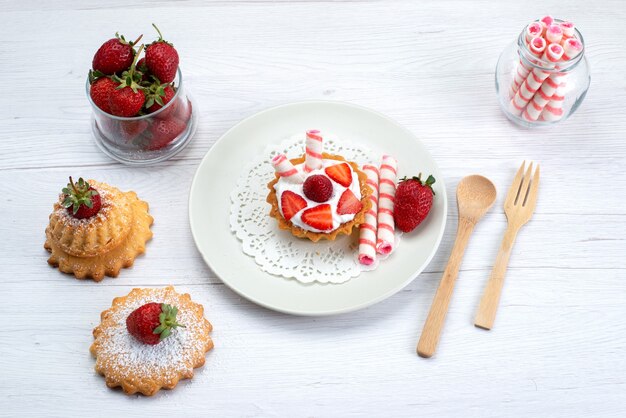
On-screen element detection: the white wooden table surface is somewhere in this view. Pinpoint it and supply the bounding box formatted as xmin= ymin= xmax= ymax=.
xmin=2 ymin=0 xmax=625 ymax=416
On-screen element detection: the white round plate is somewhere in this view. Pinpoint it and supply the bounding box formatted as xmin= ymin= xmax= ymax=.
xmin=189 ymin=101 xmax=447 ymax=316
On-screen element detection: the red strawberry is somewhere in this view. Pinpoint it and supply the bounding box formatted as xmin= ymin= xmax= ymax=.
xmin=280 ymin=191 xmax=307 ymax=221
xmin=126 ymin=302 xmax=184 ymax=345
xmin=146 ymin=117 xmax=186 ymax=150
xmin=89 ymin=76 xmax=117 ymax=114
xmin=145 ymin=24 xmax=179 ymax=83
xmin=119 ymin=120 xmax=148 ymax=141
xmin=109 ymin=87 xmax=145 ymax=117
xmin=303 ymin=174 xmax=333 ymax=202
xmin=108 ymin=45 xmax=146 ymax=117
xmin=325 ymin=163 xmax=352 ymax=187
xmin=394 ymin=174 xmax=436 ymax=233
xmin=92 ymin=33 xmax=142 ymax=75
xmin=61 ymin=177 xmax=101 ymax=219
xmin=337 ymin=189 xmax=363 ymax=215
xmin=145 ymin=84 xmax=176 ymax=115
xmin=301 ymin=204 xmax=333 ymax=231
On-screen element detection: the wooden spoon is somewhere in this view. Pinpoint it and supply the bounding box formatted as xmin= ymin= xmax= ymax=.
xmin=417 ymin=175 xmax=496 ymax=358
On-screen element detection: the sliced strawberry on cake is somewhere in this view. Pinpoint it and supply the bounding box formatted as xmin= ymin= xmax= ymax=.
xmin=325 ymin=163 xmax=352 ymax=187
xmin=280 ymin=191 xmax=307 ymax=221
xmin=301 ymin=204 xmax=333 ymax=231
xmin=337 ymin=189 xmax=363 ymax=215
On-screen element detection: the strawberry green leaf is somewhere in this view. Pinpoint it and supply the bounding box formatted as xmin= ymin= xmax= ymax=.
xmin=160 ymin=328 xmax=172 ymax=340
xmin=152 ymin=303 xmax=185 ymax=342
xmin=61 ymin=176 xmax=98 ymax=215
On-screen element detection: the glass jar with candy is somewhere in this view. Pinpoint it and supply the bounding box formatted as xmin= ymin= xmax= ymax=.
xmin=495 ymin=15 xmax=590 ymax=127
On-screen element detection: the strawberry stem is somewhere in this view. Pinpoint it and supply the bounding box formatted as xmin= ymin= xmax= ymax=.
xmin=69 ymin=176 xmax=79 ymax=195
xmin=132 ymin=34 xmax=143 ymax=46
xmin=153 ymin=303 xmax=185 ymax=341
xmin=62 ymin=177 xmax=98 ymax=215
xmin=129 ymin=44 xmax=144 ymax=74
xmin=398 ymin=173 xmax=436 ymax=195
xmin=152 ymin=23 xmax=163 ymax=41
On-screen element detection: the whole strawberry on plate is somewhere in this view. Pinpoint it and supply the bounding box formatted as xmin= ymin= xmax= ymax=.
xmin=394 ymin=173 xmax=436 ymax=233
xmin=126 ymin=302 xmax=185 ymax=345
xmin=145 ymin=24 xmax=179 ymax=84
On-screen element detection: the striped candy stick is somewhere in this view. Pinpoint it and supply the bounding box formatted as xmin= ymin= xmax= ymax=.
xmin=510 ymin=43 xmax=564 ymax=116
xmin=271 ymin=154 xmax=305 ymax=183
xmin=561 ymin=37 xmax=583 ymax=61
xmin=304 ymin=129 xmax=323 ymax=173
xmin=376 ymin=155 xmax=398 ymax=255
xmin=509 ymin=25 xmax=544 ymax=97
xmin=559 ymin=21 xmax=575 ymax=44
xmin=545 ymin=24 xmax=563 ymax=45
xmin=358 ymin=165 xmax=380 ymax=266
xmin=510 ymin=36 xmax=546 ymax=98
xmin=525 ymin=22 xmax=543 ymax=43
xmin=523 ymin=38 xmax=567 ymax=121
xmin=539 ymin=15 xmax=554 ymax=36
xmin=539 ymin=83 xmax=566 ymax=121
xmin=537 ymin=38 xmax=583 ymax=121
xmin=523 ymin=73 xmax=564 ymax=121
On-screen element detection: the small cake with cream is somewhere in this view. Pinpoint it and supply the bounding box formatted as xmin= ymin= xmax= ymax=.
xmin=266 ymin=130 xmax=372 ymax=242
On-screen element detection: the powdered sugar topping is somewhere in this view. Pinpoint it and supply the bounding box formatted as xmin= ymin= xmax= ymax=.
xmin=94 ymin=288 xmax=210 ymax=381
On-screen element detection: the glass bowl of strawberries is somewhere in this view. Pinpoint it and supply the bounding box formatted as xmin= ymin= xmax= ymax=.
xmin=86 ymin=25 xmax=196 ymax=165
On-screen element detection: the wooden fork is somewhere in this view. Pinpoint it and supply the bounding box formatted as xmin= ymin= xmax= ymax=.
xmin=474 ymin=161 xmax=540 ymax=330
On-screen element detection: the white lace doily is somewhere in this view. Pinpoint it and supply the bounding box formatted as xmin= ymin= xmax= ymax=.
xmin=230 ymin=133 xmax=400 ymax=284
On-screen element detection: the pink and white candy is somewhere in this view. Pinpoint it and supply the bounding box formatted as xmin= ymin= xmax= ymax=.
xmin=539 ymin=15 xmax=554 ymax=35
xmin=525 ymin=22 xmax=543 ymax=43
xmin=526 ymin=38 xmax=582 ymax=121
xmin=523 ymin=74 xmax=564 ymax=121
xmin=561 ymin=38 xmax=583 ymax=60
xmin=539 ymin=83 xmax=566 ymax=121
xmin=304 ymin=129 xmax=323 ymax=173
xmin=560 ymin=21 xmax=575 ymax=41
xmin=511 ymin=43 xmax=564 ymax=115
xmin=358 ymin=165 xmax=380 ymax=266
xmin=271 ymin=153 xmax=305 ymax=183
xmin=546 ymin=24 xmax=563 ymax=44
xmin=376 ymin=155 xmax=398 ymax=255
xmin=509 ymin=25 xmax=542 ymax=98
xmin=510 ymin=37 xmax=546 ymax=97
